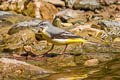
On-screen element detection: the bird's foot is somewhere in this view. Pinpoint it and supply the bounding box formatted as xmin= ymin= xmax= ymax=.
xmin=59 ymin=52 xmax=68 ymax=57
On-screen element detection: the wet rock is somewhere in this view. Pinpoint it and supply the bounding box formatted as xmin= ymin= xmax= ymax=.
xmin=46 ymin=55 xmax=76 ymax=67
xmin=83 ymin=54 xmax=120 ymax=80
xmin=99 ymin=20 xmax=120 ymax=40
xmin=75 ymin=52 xmax=116 ymax=65
xmin=43 ymin=0 xmax=65 ymax=7
xmin=73 ymin=0 xmax=102 ymax=10
xmin=84 ymin=59 xmax=99 ymax=67
xmin=0 ymin=58 xmax=54 ymax=79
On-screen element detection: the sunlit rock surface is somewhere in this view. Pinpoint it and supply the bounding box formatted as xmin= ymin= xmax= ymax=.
xmin=0 ymin=58 xmax=55 ymax=80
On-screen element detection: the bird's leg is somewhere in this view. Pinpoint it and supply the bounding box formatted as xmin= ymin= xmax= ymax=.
xmin=25 ymin=52 xmax=29 ymax=61
xmin=43 ymin=44 xmax=54 ymax=56
xmin=60 ymin=44 xmax=68 ymax=55
xmin=79 ymin=42 xmax=83 ymax=48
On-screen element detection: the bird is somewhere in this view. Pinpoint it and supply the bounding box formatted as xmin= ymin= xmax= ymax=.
xmin=8 ymin=20 xmax=107 ymax=58
xmin=35 ymin=20 xmax=87 ymax=56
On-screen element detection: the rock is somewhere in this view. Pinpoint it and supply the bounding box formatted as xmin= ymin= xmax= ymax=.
xmin=112 ymin=37 xmax=120 ymax=48
xmin=113 ymin=37 xmax=120 ymax=42
xmin=0 ymin=58 xmax=54 ymax=79
xmin=116 ymin=5 xmax=120 ymax=11
xmin=1 ymin=30 xmax=36 ymax=52
xmin=65 ymin=0 xmax=76 ymax=8
xmin=8 ymin=19 xmax=42 ymax=35
xmin=23 ymin=1 xmax=58 ymax=22
xmin=84 ymin=59 xmax=99 ymax=67
xmin=43 ymin=0 xmax=65 ymax=7
xmin=99 ymin=20 xmax=120 ymax=40
xmin=23 ymin=45 xmax=37 ymax=57
xmin=115 ymin=14 xmax=120 ymax=21
xmin=46 ymin=55 xmax=76 ymax=67
xmin=0 ymin=0 xmax=25 ymax=12
xmin=73 ymin=0 xmax=102 ymax=10
xmin=54 ymin=9 xmax=87 ymax=27
xmin=100 ymin=0 xmax=117 ymax=5
xmin=69 ymin=24 xmax=108 ymax=44
xmin=75 ymin=52 xmax=115 ymax=64
xmin=83 ymin=54 xmax=120 ymax=80
xmin=0 ymin=11 xmax=32 ymax=50
xmin=116 ymin=0 xmax=120 ymax=4
xmin=0 ymin=11 xmax=14 ymax=17
xmin=0 ymin=0 xmax=58 ymax=22
xmin=0 ymin=11 xmax=15 ymax=27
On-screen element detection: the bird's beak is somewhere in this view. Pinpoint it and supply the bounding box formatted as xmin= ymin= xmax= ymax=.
xmin=39 ymin=25 xmax=44 ymax=30
xmin=32 ymin=29 xmax=40 ymax=33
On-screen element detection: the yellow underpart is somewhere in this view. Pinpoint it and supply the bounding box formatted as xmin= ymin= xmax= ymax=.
xmin=41 ymin=29 xmax=87 ymax=44
xmin=66 ymin=38 xmax=87 ymax=44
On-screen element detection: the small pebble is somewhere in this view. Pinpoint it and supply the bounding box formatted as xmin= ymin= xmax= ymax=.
xmin=84 ymin=59 xmax=99 ymax=67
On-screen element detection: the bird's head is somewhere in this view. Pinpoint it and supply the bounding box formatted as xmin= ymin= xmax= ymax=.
xmin=38 ymin=20 xmax=52 ymax=30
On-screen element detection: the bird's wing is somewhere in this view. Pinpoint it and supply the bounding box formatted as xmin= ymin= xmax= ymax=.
xmin=46 ymin=26 xmax=84 ymax=39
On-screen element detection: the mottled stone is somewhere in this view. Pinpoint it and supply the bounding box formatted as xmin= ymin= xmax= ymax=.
xmin=73 ymin=0 xmax=102 ymax=10
xmin=99 ymin=20 xmax=120 ymax=40
xmin=54 ymin=9 xmax=87 ymax=27
xmin=100 ymin=0 xmax=117 ymax=5
xmin=0 ymin=0 xmax=26 ymax=12
xmin=65 ymin=0 xmax=76 ymax=8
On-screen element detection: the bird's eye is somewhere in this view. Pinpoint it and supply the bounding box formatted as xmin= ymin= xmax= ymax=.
xmin=40 ymin=23 xmax=44 ymax=26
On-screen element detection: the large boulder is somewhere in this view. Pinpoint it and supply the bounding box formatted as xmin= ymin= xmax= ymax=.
xmin=23 ymin=0 xmax=58 ymax=22
xmin=0 ymin=58 xmax=54 ymax=79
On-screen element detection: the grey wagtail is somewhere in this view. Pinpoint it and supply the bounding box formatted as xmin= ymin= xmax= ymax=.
xmin=36 ymin=20 xmax=87 ymax=55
